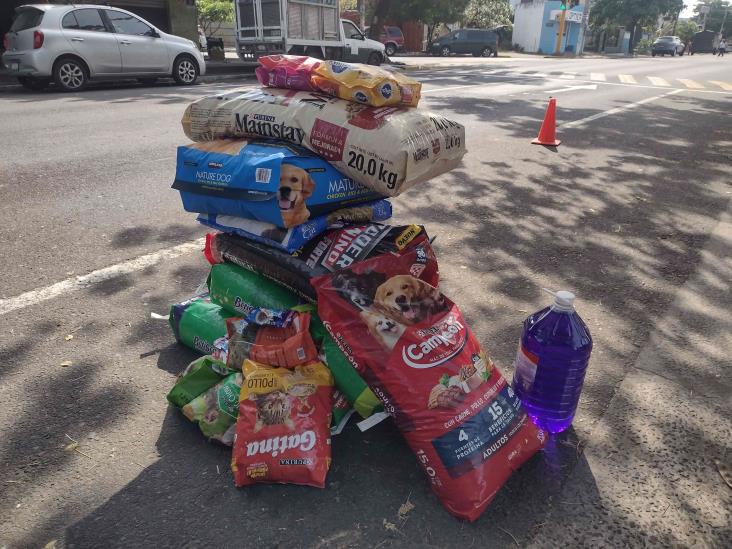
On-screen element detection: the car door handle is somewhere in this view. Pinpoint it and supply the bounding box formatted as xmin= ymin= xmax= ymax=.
xmin=119 ymin=40 xmax=132 ymax=45
xmin=70 ymin=37 xmax=84 ymax=42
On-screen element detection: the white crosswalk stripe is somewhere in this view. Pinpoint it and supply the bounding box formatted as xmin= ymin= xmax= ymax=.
xmin=678 ymin=79 xmax=705 ymax=89
xmin=647 ymin=76 xmax=670 ymax=86
xmin=559 ymin=72 xmax=576 ymax=79
xmin=618 ymin=74 xmax=637 ymax=84
xmin=590 ymin=73 xmax=606 ymax=81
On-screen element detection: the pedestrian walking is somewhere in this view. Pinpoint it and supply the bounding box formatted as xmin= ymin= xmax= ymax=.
xmin=719 ymin=38 xmax=727 ymax=57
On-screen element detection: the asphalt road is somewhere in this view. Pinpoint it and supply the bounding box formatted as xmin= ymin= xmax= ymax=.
xmin=0 ymin=54 xmax=730 ymax=548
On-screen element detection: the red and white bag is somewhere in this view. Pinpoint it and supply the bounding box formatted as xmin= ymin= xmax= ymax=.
xmin=232 ymin=360 xmax=333 ymax=488
xmin=312 ymin=249 xmax=546 ymax=520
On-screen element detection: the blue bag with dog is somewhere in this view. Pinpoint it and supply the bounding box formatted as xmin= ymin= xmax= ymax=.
xmin=172 ymin=139 xmax=383 ymax=229
xmin=196 ymin=198 xmax=392 ymax=253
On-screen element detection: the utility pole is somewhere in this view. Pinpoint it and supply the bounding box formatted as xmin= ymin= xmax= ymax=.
xmin=721 ymin=3 xmax=729 ymax=35
xmin=555 ymin=2 xmax=567 ymax=55
xmin=701 ymin=5 xmax=710 ymax=31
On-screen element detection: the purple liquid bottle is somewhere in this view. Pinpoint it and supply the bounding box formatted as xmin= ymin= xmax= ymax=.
xmin=512 ymin=290 xmax=592 ymax=434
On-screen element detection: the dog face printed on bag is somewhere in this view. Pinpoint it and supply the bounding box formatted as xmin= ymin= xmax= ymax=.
xmin=251 ymin=390 xmax=294 ymax=432
xmin=374 ymin=274 xmax=447 ymax=326
xmin=360 ymin=308 xmax=406 ymax=351
xmin=332 ymin=270 xmax=386 ymax=309
xmin=279 ymin=164 xmax=315 ymax=227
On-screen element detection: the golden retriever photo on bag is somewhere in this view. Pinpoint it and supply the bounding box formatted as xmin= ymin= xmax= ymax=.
xmin=279 ymin=163 xmax=315 ymax=227
xmin=374 ymin=274 xmax=448 ymax=326
xmin=360 ymin=308 xmax=407 ymax=351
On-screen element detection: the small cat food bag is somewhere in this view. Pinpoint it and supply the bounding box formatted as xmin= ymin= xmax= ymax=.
xmin=232 ymin=360 xmax=333 ymax=488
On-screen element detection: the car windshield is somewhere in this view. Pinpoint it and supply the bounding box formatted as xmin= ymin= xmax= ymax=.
xmin=387 ymin=27 xmax=402 ymax=37
xmin=657 ymin=37 xmax=674 ymax=41
xmin=10 ymin=8 xmax=44 ymax=32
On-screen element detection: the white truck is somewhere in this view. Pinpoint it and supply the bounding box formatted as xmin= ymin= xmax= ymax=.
xmin=234 ymin=0 xmax=385 ymax=64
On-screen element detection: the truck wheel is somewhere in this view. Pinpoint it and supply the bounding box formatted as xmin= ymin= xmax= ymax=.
xmin=481 ymin=47 xmax=493 ymax=57
xmin=367 ymin=52 xmax=381 ymax=66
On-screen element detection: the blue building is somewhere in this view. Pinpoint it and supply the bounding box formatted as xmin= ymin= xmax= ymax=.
xmin=512 ymin=0 xmax=587 ymax=55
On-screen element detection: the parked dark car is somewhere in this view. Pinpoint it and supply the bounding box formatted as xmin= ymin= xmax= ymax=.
xmin=430 ymin=28 xmax=499 ymax=57
xmin=651 ymin=36 xmax=685 ymax=57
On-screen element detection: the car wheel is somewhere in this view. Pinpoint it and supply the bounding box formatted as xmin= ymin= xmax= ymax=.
xmin=441 ymin=46 xmax=451 ymax=57
xmin=173 ymin=56 xmax=198 ymax=85
xmin=17 ymin=76 xmax=49 ymax=91
xmin=367 ymin=52 xmax=382 ymax=66
xmin=652 ymin=52 xmax=656 ymax=57
xmin=53 ymin=57 xmax=87 ymax=92
xmin=385 ymin=43 xmax=397 ymax=57
xmin=671 ymin=49 xmax=675 ymax=57
xmin=138 ymin=78 xmax=157 ymax=86
xmin=481 ymin=47 xmax=493 ymax=57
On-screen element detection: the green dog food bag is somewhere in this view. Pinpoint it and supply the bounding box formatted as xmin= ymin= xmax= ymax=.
xmin=181 ymin=371 xmax=243 ymax=446
xmin=169 ymin=293 xmax=234 ymax=355
xmin=307 ymin=310 xmax=383 ymax=420
xmin=207 ymin=262 xmax=301 ymax=316
xmin=167 ymin=355 xmax=234 ymax=409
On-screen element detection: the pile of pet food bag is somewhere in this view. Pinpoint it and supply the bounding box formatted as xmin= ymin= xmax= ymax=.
xmin=165 ymin=55 xmax=546 ymax=521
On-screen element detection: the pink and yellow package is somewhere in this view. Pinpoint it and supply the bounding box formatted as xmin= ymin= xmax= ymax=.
xmin=255 ymin=55 xmax=322 ymax=92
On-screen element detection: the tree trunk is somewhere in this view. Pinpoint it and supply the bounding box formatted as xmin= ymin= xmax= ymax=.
xmin=369 ymin=0 xmax=391 ymax=39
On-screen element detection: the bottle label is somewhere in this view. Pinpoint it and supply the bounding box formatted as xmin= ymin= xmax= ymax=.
xmin=513 ymin=343 xmax=539 ymax=393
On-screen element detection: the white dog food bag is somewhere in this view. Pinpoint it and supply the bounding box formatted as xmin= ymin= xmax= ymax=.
xmin=181 ymin=88 xmax=466 ymax=197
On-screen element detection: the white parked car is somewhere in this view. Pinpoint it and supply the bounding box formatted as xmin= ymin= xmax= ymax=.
xmin=2 ymin=4 xmax=206 ymax=91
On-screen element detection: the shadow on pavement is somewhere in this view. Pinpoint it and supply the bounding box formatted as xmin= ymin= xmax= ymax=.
xmin=1 ymin=79 xmax=729 ymax=547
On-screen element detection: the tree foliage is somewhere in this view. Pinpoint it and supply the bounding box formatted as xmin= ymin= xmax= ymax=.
xmin=660 ymin=19 xmax=698 ymax=42
xmin=590 ymin=0 xmax=683 ymax=47
xmin=462 ymin=0 xmax=512 ymax=29
xmin=694 ymin=0 xmax=730 ymax=35
xmin=197 ymin=0 xmax=234 ymax=35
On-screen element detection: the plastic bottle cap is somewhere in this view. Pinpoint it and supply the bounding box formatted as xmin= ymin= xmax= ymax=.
xmin=542 ymin=288 xmax=576 ymax=311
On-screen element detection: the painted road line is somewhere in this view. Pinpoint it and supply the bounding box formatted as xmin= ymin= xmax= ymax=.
xmin=648 ymin=76 xmax=670 ymax=86
xmin=709 ymin=80 xmax=732 ymax=91
xmin=678 ymin=79 xmax=705 ymax=89
xmin=421 ymin=84 xmax=484 ymax=94
xmin=545 ymin=84 xmax=598 ymax=94
xmin=0 ymin=238 xmax=205 ymax=315
xmin=619 ymin=74 xmax=637 ymax=84
xmin=559 ymin=72 xmax=577 ymax=79
xmin=590 ymin=73 xmax=606 ymax=81
xmin=562 ymin=89 xmax=684 ymax=129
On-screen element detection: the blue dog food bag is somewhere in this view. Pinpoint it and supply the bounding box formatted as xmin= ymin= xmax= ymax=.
xmin=172 ymin=139 xmax=383 ymax=228
xmin=197 ymin=199 xmax=392 ymax=253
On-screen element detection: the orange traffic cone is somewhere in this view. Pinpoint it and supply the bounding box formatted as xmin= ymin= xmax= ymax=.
xmin=532 ymin=97 xmax=561 ymax=146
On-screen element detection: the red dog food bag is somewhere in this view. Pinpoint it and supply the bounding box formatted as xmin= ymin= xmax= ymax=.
xmin=312 ymin=249 xmax=546 ymax=521
xmin=232 ymin=359 xmax=334 ymax=488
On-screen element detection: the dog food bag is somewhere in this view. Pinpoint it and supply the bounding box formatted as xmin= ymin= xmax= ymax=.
xmin=169 ymin=293 xmax=234 ymax=355
xmin=197 ymin=198 xmax=392 ymax=254
xmin=167 ymin=355 xmax=234 ymax=409
xmin=311 ymin=60 xmax=421 ymax=107
xmin=312 ymin=250 xmax=547 ymax=521
xmin=330 ymin=390 xmax=354 ymax=435
xmin=181 ymin=88 xmax=465 ymax=197
xmin=215 ymin=313 xmax=318 ymax=370
xmin=173 ymin=140 xmax=382 ymax=229
xmin=204 ymin=223 xmax=437 ymax=302
xmin=255 ymin=55 xmax=321 ymax=92
xmin=232 ymin=359 xmax=334 ymax=487
xmin=305 ymin=309 xmax=383 ymax=419
xmin=181 ymin=371 xmax=243 ymax=445
xmin=207 ymin=262 xmax=301 ymax=316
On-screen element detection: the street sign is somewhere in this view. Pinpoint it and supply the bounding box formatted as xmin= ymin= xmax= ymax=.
xmin=566 ymin=11 xmax=583 ymax=23
xmin=700 ymin=5 xmax=711 ymax=14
